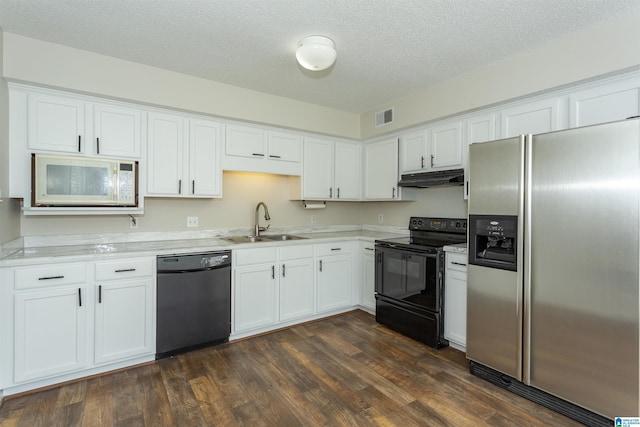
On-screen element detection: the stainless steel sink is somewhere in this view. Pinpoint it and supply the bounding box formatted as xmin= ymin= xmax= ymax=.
xmin=222 ymin=234 xmax=307 ymax=243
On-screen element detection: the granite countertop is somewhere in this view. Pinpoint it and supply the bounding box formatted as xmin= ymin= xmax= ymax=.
xmin=443 ymin=243 xmax=468 ymax=254
xmin=0 ymin=227 xmax=409 ymax=267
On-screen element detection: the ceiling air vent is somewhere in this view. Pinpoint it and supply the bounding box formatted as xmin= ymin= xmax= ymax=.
xmin=375 ymin=108 xmax=394 ymax=127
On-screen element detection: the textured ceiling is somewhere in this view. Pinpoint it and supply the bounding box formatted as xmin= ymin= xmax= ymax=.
xmin=0 ymin=0 xmax=638 ymax=113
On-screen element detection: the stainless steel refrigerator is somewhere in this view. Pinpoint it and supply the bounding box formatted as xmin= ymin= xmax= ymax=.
xmin=467 ymin=118 xmax=639 ymax=423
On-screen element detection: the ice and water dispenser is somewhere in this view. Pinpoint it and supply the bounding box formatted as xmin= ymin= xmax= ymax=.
xmin=468 ymin=215 xmax=518 ymax=271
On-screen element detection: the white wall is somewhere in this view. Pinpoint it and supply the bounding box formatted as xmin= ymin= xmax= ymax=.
xmin=2 ymin=33 xmax=360 ymax=140
xmin=361 ymin=12 xmax=640 ymax=139
xmin=0 ymin=31 xmax=21 ymax=245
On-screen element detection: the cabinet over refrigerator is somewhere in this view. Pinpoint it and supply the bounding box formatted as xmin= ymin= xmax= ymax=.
xmin=467 ymin=118 xmax=639 ymax=426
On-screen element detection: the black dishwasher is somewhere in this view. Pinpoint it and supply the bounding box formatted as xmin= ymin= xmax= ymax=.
xmin=156 ymin=251 xmax=231 ymax=359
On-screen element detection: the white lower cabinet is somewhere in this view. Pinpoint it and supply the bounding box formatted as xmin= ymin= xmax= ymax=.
xmin=4 ymin=257 xmax=155 ymax=393
xmin=14 ymin=284 xmax=88 ymax=383
xmin=94 ymin=258 xmax=155 ymax=365
xmin=279 ymin=246 xmax=315 ymax=322
xmin=360 ymin=242 xmax=376 ymax=312
xmin=316 ymin=243 xmax=353 ymax=313
xmin=444 ymin=252 xmax=468 ymax=351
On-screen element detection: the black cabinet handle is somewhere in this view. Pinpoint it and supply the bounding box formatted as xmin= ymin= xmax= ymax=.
xmin=98 ymin=285 xmax=102 ymax=304
xmin=272 ymin=265 xmax=275 ymax=279
xmin=392 ymin=187 xmax=396 ymax=198
xmin=319 ymin=260 xmax=323 ymax=272
xmin=329 ymin=188 xmax=333 ymax=198
xmin=178 ymin=180 xmax=182 ymax=194
xmin=430 ymin=154 xmax=435 ymax=167
xmin=337 ymin=188 xmax=340 ymax=198
xmin=451 ymin=262 xmax=467 ymax=267
xmin=252 ymin=153 xmax=265 ymax=157
xmin=192 ymin=180 xmax=195 ymax=194
xmin=78 ymin=135 xmax=82 ymax=152
xmin=96 ymin=137 xmax=100 ymax=154
xmin=269 ymin=155 xmax=281 ymax=159
xmin=115 ymin=268 xmax=136 ymax=273
xmin=282 ymin=264 xmax=286 ymax=277
xmin=331 ymin=248 xmax=341 ymax=251
xmin=365 ymin=247 xmax=374 ymax=251
xmin=78 ymin=288 xmax=82 ymax=307
xmin=38 ymin=275 xmax=64 ymax=281
xmin=421 ymin=156 xmax=425 ymax=168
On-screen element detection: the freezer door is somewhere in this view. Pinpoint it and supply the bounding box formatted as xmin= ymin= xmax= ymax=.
xmin=467 ymin=136 xmax=525 ymax=380
xmin=525 ymin=119 xmax=639 ymax=418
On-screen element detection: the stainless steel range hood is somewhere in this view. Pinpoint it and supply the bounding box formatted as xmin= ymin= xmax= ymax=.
xmin=397 ymin=168 xmax=465 ymax=188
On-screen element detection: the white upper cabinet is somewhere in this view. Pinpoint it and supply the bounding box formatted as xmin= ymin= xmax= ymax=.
xmin=92 ymin=104 xmax=142 ymax=158
xmin=224 ymin=124 xmax=302 ymax=175
xmin=500 ymin=97 xmax=566 ymax=138
xmin=364 ymin=138 xmax=405 ymax=200
xmin=147 ymin=112 xmax=222 ymax=198
xmin=267 ymin=131 xmax=302 ymax=163
xmin=570 ymin=80 xmax=640 ymax=128
xmin=26 ymin=90 xmax=141 ymax=158
xmin=28 ymin=92 xmax=85 ymax=154
xmin=400 ymin=120 xmax=463 ymax=174
xmin=291 ymin=138 xmax=360 ymax=201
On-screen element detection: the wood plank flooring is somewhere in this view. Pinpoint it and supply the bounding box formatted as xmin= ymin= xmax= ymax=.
xmin=0 ymin=310 xmax=583 ymax=426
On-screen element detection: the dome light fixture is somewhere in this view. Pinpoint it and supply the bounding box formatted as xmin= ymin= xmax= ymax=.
xmin=296 ymin=35 xmax=336 ymax=71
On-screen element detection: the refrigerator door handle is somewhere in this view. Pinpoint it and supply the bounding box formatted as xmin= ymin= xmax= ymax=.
xmin=522 ymin=133 xmax=532 ymax=385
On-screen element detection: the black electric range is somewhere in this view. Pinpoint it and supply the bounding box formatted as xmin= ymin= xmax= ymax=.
xmin=374 ymin=217 xmax=467 ymax=348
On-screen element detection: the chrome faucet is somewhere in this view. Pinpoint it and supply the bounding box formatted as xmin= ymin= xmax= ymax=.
xmin=254 ymin=202 xmax=271 ymax=237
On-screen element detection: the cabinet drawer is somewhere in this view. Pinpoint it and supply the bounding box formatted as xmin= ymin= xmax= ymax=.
xmin=234 ymin=247 xmax=277 ymax=266
xmin=279 ymin=244 xmax=313 ymax=261
xmin=95 ymin=258 xmax=154 ymax=281
xmin=446 ymin=253 xmax=468 ymax=273
xmin=15 ymin=264 xmax=87 ymax=290
xmin=316 ymin=242 xmax=352 ymax=257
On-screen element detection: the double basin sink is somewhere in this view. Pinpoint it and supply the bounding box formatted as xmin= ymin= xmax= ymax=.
xmin=222 ymin=234 xmax=308 ymax=244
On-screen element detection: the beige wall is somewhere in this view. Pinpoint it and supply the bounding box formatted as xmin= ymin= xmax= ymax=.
xmin=2 ymin=33 xmax=360 ymax=139
xmin=361 ymin=12 xmax=640 ymax=139
xmin=0 ymin=31 xmax=21 ymax=245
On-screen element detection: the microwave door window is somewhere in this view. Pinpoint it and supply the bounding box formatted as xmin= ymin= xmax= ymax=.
xmin=46 ymin=164 xmax=111 ymax=196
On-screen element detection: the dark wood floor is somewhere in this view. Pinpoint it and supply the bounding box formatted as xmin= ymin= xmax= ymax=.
xmin=0 ymin=310 xmax=582 ymax=426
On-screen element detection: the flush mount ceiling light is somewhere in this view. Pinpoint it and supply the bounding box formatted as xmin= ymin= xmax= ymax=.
xmin=296 ymin=35 xmax=337 ymax=71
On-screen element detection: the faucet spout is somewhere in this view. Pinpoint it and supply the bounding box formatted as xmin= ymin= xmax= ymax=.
xmin=254 ymin=202 xmax=271 ymax=237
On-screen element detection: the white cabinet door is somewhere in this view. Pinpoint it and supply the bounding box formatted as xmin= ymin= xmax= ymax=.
xmin=233 ymin=264 xmax=278 ymax=333
xmin=364 ymin=138 xmax=399 ymax=200
xmin=279 ymin=258 xmax=315 ymax=322
xmin=267 ymin=131 xmax=302 ymax=163
xmin=501 ymin=98 xmax=564 ymax=138
xmin=570 ymin=81 xmax=640 ymax=128
xmin=147 ymin=112 xmax=184 ymax=195
xmin=14 ymin=286 xmax=87 ymax=382
xmin=27 ymin=92 xmax=85 ymax=154
xmin=400 ymin=131 xmax=427 ymax=173
xmin=444 ymin=252 xmax=468 ymax=350
xmin=316 ymin=254 xmax=352 ymax=313
xmin=361 ymin=244 xmax=376 ymax=312
xmin=429 ymin=121 xmax=463 ymax=169
xmin=189 ymin=119 xmax=222 ymax=197
xmin=225 ymin=124 xmax=265 ymax=159
xmin=302 ymin=138 xmax=334 ymax=199
xmin=334 ymin=143 xmax=361 ymax=200
xmin=93 ymin=103 xmax=141 ymax=158
xmin=94 ymin=278 xmax=154 ymax=365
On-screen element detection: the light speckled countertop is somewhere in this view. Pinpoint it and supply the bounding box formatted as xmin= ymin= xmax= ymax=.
xmin=443 ymin=243 xmax=468 ymax=254
xmin=0 ymin=226 xmax=409 ymax=267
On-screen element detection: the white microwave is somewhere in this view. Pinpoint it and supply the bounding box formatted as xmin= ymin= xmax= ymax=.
xmin=32 ymin=154 xmax=138 ymax=207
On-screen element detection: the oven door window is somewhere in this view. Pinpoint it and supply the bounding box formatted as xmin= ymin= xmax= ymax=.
xmin=375 ymin=246 xmax=439 ymax=312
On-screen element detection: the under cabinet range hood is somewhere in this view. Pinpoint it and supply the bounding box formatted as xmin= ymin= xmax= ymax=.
xmin=397 ymin=169 xmax=464 ymax=188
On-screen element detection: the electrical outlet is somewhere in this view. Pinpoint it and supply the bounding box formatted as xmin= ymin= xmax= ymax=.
xmin=310 ymin=214 xmax=316 ymax=224
xmin=129 ymin=216 xmax=138 ymax=229
xmin=186 ymin=216 xmax=199 ymax=227
xmin=378 ymin=214 xmax=384 ymax=224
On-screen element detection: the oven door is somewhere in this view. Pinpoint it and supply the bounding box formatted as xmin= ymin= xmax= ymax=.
xmin=375 ymin=244 xmax=440 ymax=312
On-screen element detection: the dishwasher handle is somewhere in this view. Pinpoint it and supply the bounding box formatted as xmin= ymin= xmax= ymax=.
xmin=157 ymin=252 xmax=231 ymax=273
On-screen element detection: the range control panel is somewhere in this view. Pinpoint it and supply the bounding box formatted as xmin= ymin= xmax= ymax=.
xmin=409 ymin=217 xmax=467 ymax=233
